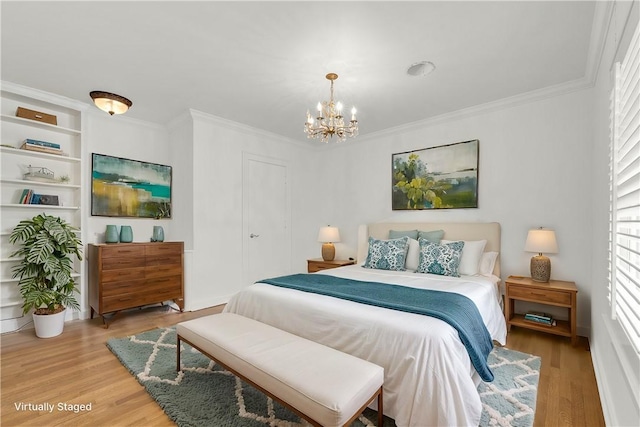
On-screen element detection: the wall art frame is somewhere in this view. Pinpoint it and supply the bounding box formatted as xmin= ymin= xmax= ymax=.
xmin=91 ymin=153 xmax=172 ymax=218
xmin=392 ymin=139 xmax=479 ymax=210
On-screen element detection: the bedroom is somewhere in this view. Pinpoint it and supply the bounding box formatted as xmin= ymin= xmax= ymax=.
xmin=0 ymin=1 xmax=638 ymax=426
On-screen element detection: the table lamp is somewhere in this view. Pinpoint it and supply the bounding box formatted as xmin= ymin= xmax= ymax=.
xmin=524 ymin=228 xmax=558 ymax=282
xmin=318 ymin=226 xmax=340 ymax=261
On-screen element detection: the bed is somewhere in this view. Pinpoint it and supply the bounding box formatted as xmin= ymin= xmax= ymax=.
xmin=224 ymin=222 xmax=507 ymax=426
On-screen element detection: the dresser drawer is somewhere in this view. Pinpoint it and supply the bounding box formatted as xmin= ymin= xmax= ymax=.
xmin=145 ymin=276 xmax=182 ymax=292
xmin=508 ymin=285 xmax=572 ymax=306
xmin=146 ymin=243 xmax=182 ymax=257
xmin=100 ymin=245 xmax=143 ymax=258
xmin=103 ymin=292 xmax=152 ymax=312
xmin=102 ymin=256 xmax=145 ymax=271
xmin=101 ymin=267 xmax=145 ymax=283
xmin=145 ymin=264 xmax=182 ymax=279
xmin=145 ymin=254 xmax=181 ymax=267
xmin=101 ymin=279 xmax=145 ymax=297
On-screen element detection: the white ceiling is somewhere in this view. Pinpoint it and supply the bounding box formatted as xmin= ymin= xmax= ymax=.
xmin=1 ymin=1 xmax=597 ymax=142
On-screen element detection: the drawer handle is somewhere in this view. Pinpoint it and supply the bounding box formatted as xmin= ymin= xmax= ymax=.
xmin=118 ymin=297 xmax=133 ymax=302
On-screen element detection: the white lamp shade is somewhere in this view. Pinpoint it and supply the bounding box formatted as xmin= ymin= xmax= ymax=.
xmin=524 ymin=229 xmax=558 ymax=254
xmin=318 ymin=226 xmax=340 ymax=243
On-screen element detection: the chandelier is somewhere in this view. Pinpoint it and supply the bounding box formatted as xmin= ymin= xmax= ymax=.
xmin=304 ymin=73 xmax=358 ymax=143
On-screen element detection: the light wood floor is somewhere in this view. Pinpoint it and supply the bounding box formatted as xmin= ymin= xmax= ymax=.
xmin=1 ymin=305 xmax=605 ymax=427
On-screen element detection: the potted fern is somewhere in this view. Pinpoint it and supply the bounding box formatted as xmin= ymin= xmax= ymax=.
xmin=9 ymin=213 xmax=82 ymax=338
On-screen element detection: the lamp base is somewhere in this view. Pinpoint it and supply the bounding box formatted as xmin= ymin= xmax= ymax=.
xmin=530 ymin=255 xmax=551 ymax=282
xmin=321 ymin=243 xmax=335 ymax=261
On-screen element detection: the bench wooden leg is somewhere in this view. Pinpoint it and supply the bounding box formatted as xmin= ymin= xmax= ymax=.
xmin=176 ymin=335 xmax=181 ymax=372
xmin=377 ymin=386 xmax=383 ymax=426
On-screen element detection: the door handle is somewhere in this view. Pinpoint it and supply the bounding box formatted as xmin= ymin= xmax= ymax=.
xmin=250 ymin=233 xmax=260 ymax=238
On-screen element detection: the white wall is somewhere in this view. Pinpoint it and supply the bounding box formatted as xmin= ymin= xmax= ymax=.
xmin=174 ymin=110 xmax=326 ymax=311
xmin=589 ymin=1 xmax=639 ymax=426
xmin=322 ymin=88 xmax=594 ymax=335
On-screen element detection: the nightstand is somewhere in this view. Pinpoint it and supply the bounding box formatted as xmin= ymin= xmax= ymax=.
xmin=505 ymin=276 xmax=578 ymax=345
xmin=307 ymin=258 xmax=355 ymax=273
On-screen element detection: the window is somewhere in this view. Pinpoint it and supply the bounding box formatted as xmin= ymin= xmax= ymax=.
xmin=609 ymin=22 xmax=640 ymax=353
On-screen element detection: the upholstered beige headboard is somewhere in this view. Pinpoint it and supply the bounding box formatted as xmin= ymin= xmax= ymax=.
xmin=357 ymin=222 xmax=501 ymax=277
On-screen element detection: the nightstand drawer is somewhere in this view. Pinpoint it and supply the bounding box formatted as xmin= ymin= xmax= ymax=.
xmin=307 ymin=259 xmax=355 ymax=273
xmin=309 ymin=264 xmax=332 ymax=273
xmin=508 ymin=285 xmax=571 ymax=306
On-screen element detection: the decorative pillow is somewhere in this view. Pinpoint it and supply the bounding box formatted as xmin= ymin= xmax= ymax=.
xmin=388 ymin=229 xmax=419 ymax=239
xmin=405 ymin=238 xmax=420 ymax=271
xmin=479 ymin=251 xmax=499 ymax=276
xmin=362 ymin=236 xmax=410 ymax=271
xmin=441 ymin=239 xmax=487 ymax=276
xmin=417 ymin=229 xmax=445 ymax=243
xmin=416 ymin=239 xmax=465 ymax=277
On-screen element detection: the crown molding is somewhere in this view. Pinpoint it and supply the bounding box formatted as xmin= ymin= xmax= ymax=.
xmin=353 ymin=76 xmax=594 ymax=145
xmin=1 ymin=80 xmax=88 ymax=111
xmin=187 ymin=108 xmax=312 ymax=149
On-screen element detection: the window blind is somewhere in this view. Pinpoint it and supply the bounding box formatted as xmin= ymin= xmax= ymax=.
xmin=609 ymin=21 xmax=640 ymax=353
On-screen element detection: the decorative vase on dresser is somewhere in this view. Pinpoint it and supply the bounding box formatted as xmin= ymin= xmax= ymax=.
xmin=105 ymin=225 xmax=119 ymax=243
xmin=152 ymin=225 xmax=164 ymax=242
xmin=119 ymin=225 xmax=133 ymax=243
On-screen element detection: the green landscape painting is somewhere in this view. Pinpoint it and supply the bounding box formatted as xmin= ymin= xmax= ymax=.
xmin=392 ymin=140 xmax=479 ymax=210
xmin=91 ymin=153 xmax=172 ymax=218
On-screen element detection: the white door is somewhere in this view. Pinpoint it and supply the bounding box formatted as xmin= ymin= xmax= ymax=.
xmin=242 ymin=153 xmax=291 ymax=287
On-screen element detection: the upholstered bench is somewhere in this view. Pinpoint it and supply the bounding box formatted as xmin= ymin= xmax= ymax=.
xmin=176 ymin=313 xmax=384 ymax=427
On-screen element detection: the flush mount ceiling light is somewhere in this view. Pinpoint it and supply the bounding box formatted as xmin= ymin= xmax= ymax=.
xmin=90 ymin=91 xmax=132 ymax=115
xmin=407 ymin=61 xmax=436 ymax=77
xmin=304 ymin=73 xmax=358 ymax=143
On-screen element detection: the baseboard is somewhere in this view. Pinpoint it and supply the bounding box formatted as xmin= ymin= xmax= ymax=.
xmin=184 ymin=294 xmax=232 ymax=312
xmin=590 ymin=341 xmax=617 ymax=426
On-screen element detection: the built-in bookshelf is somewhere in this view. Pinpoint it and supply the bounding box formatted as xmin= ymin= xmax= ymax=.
xmin=0 ymin=81 xmax=86 ymax=333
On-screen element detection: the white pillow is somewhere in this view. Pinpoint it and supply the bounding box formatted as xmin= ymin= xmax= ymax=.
xmin=479 ymin=251 xmax=499 ymax=276
xmin=405 ymin=238 xmax=420 ymax=271
xmin=441 ymin=239 xmax=487 ymax=275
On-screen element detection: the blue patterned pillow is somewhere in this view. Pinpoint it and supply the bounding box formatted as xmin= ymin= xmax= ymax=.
xmin=363 ymin=236 xmax=410 ymax=271
xmin=416 ymin=239 xmax=465 ymax=277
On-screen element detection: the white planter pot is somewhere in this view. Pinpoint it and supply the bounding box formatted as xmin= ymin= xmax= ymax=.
xmin=33 ymin=309 xmax=66 ymax=338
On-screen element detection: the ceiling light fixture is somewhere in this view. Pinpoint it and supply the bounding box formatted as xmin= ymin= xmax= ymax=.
xmin=407 ymin=61 xmax=436 ymax=77
xmin=90 ymin=91 xmax=133 ymax=116
xmin=304 ymin=73 xmax=358 ymax=143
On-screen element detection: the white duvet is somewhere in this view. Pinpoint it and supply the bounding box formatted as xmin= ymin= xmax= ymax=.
xmin=224 ymin=265 xmax=507 ymax=427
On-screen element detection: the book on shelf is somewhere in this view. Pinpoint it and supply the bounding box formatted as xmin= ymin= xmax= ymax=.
xmin=20 ymin=142 xmax=63 ymax=156
xmin=523 ymin=317 xmax=557 ymax=327
xmin=525 ymin=311 xmax=553 ymax=321
xmin=18 ymin=189 xmax=59 ymax=206
xmin=19 ymin=189 xmax=29 ymax=204
xmin=24 ymin=138 xmax=61 ymax=149
xmin=524 ymin=313 xmax=555 ymax=325
xmin=21 ymin=189 xmax=33 ymax=204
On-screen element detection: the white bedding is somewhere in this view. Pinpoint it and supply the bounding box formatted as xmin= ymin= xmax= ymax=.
xmin=224 ymin=265 xmax=507 ymax=427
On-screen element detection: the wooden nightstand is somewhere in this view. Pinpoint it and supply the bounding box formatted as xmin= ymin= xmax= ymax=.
xmin=307 ymin=258 xmax=355 ymax=273
xmin=505 ymin=276 xmax=578 ymax=345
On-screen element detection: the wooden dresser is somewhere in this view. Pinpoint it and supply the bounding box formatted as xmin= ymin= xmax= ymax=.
xmin=88 ymin=242 xmax=184 ymax=326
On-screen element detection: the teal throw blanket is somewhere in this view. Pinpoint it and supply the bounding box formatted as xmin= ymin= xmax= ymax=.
xmin=260 ymin=273 xmax=494 ymax=382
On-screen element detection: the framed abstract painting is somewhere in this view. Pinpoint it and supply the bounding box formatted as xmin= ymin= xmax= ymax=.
xmin=392 ymin=139 xmax=479 ymax=210
xmin=91 ymin=153 xmax=172 ymax=218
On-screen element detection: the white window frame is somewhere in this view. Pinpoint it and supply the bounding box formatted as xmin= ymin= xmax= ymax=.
xmin=609 ymin=20 xmax=640 ymax=355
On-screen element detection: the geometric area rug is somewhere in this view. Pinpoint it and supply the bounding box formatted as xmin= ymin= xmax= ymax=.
xmin=107 ymin=327 xmax=540 ymax=427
